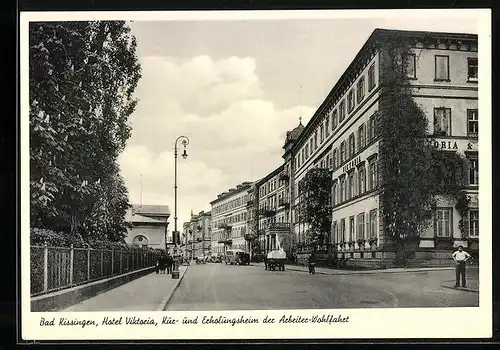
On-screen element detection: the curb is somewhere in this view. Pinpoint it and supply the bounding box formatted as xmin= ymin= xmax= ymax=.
xmin=157 ymin=266 xmax=189 ymax=311
xmin=440 ymin=280 xmax=479 ymax=294
xmin=250 ymin=263 xmax=455 ymax=276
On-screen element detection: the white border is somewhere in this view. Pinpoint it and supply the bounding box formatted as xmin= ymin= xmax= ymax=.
xmin=20 ymin=9 xmax=492 ymax=340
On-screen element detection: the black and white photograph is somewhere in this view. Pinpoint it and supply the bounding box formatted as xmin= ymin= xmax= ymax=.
xmin=21 ymin=9 xmax=491 ymax=340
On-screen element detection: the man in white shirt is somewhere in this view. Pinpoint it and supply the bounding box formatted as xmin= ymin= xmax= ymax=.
xmin=452 ymin=246 xmax=471 ymax=288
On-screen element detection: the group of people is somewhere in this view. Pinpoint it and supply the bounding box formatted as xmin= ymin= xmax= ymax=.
xmin=155 ymin=254 xmax=174 ymax=275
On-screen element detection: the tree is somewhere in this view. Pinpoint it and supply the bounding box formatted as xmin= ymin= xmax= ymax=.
xmin=378 ymin=34 xmax=469 ymax=266
xmin=29 ymin=21 xmax=141 ymax=242
xmin=298 ymin=168 xmax=333 ymax=250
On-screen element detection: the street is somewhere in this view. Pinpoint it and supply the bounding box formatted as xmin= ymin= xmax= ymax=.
xmin=165 ymin=263 xmax=479 ymax=310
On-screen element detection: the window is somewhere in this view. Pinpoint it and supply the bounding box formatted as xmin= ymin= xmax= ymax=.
xmin=348 ymin=133 xmax=355 ymax=158
xmin=467 ymin=109 xmax=478 ymax=136
xmin=357 ymin=213 xmax=365 ymax=240
xmin=325 ymin=118 xmax=330 ymax=137
xmin=320 ymin=159 xmax=325 ymax=168
xmin=336 ymin=147 xmax=340 ymax=167
xmin=358 ymin=124 xmax=366 ymax=150
xmin=348 ymin=171 xmax=355 ymax=199
xmin=332 ymin=221 xmax=338 ymax=243
xmin=332 ymin=149 xmax=337 ymax=169
xmin=349 ymin=216 xmax=355 ymax=242
xmin=340 ymin=219 xmax=346 ymax=242
xmin=467 ymin=57 xmax=478 ymax=82
xmin=469 ymin=157 xmax=479 ymax=185
xmin=435 ymin=208 xmax=453 ymax=237
xmin=435 ymin=55 xmax=450 ymax=81
xmin=332 ymin=182 xmax=338 ymax=206
xmin=369 ymin=209 xmax=378 ymax=238
xmin=348 ymin=89 xmax=355 ymax=113
xmin=332 ymin=109 xmax=338 ymax=129
xmin=433 ymin=108 xmax=451 ymax=136
xmin=327 ymin=154 xmax=331 ymax=169
xmin=339 ymin=100 xmax=346 ymax=122
xmin=305 ymin=144 xmax=309 ymax=159
xmin=368 ymin=63 xmax=376 ymax=91
xmin=358 ymin=166 xmax=366 ymax=194
xmin=469 ymin=210 xmax=479 ymax=237
xmin=368 ymin=156 xmax=378 ymax=190
xmin=340 ymin=141 xmax=346 ymax=163
xmin=320 ymin=124 xmax=324 ymax=143
xmin=368 ymin=115 xmax=376 ymax=141
xmin=314 ymin=131 xmax=318 ymax=150
xmin=357 ymin=77 xmax=366 ymax=103
xmin=339 ymin=177 xmax=345 ymax=202
xmin=404 ymin=53 xmax=416 ymax=79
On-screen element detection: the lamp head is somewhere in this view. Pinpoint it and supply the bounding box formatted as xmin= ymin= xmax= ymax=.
xmin=182 ymin=149 xmax=188 ymax=159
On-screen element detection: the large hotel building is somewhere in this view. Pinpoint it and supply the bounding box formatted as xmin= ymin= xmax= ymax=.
xmin=206 ymin=28 xmax=479 ymax=267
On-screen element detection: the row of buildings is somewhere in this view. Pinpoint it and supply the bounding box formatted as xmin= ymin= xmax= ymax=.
xmin=127 ymin=28 xmax=479 ymax=267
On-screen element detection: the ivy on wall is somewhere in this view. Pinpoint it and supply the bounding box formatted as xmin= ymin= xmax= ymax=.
xmin=377 ymin=34 xmax=469 ymax=266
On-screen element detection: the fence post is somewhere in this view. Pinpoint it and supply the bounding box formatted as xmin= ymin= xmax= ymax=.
xmin=111 ymin=248 xmax=114 ymax=275
xmin=43 ymin=242 xmax=48 ymax=293
xmin=69 ymin=244 xmax=74 ymax=286
xmin=87 ymin=245 xmax=90 ymax=281
xmin=100 ymin=250 xmax=104 ymax=278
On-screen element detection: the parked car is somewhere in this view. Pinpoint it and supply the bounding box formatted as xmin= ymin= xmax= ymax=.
xmin=225 ymin=249 xmax=250 ymax=265
xmin=209 ymin=255 xmax=222 ymax=263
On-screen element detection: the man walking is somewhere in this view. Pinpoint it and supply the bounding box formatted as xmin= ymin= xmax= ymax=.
xmin=166 ymin=253 xmax=173 ymax=275
xmin=452 ymin=245 xmax=471 ymax=288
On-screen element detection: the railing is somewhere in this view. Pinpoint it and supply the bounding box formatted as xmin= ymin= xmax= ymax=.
xmin=268 ymin=222 xmax=291 ymax=230
xmin=30 ymin=244 xmax=158 ymax=297
xmin=279 ymin=171 xmax=289 ymax=181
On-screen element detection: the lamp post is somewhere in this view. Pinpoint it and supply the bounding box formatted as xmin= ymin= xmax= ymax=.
xmin=172 ymin=135 xmax=189 ymax=279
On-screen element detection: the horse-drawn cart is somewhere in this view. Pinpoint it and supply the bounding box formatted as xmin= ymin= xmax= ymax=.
xmin=265 ymin=249 xmax=286 ymax=271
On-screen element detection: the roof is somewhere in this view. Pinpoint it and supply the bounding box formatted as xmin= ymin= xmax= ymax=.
xmin=131 ymin=204 xmax=171 ymax=216
xmin=125 ymin=211 xmax=166 ymax=224
xmin=210 ymin=182 xmax=253 ymax=205
xmin=255 ymin=164 xmax=284 ymax=186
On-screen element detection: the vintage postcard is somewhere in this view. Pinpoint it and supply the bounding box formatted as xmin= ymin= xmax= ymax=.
xmin=20 ymin=9 xmax=492 ymax=341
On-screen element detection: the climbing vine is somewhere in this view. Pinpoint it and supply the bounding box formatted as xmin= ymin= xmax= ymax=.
xmin=377 ymin=33 xmax=469 ymax=266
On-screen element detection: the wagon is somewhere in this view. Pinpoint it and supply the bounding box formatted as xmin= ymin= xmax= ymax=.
xmin=265 ymin=249 xmax=286 ymax=271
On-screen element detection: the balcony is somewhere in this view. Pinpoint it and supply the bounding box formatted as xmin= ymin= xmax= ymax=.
xmin=259 ymin=207 xmax=276 ymax=217
xmin=218 ymin=223 xmax=232 ymax=230
xmin=268 ymin=222 xmax=291 ymax=230
xmin=279 ymin=171 xmax=289 ymax=182
xmin=246 ymin=199 xmax=254 ymax=207
xmin=278 ymin=199 xmax=290 ymax=209
xmin=218 ymin=238 xmax=233 ymax=245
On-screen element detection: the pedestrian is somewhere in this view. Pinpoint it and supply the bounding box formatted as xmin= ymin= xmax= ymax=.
xmin=155 ymin=258 xmax=160 ymax=274
xmin=308 ymin=253 xmax=315 ymax=275
xmin=452 ymin=245 xmax=471 ymax=288
xmin=158 ymin=254 xmax=167 ymax=274
xmin=166 ymin=253 xmax=173 ymax=275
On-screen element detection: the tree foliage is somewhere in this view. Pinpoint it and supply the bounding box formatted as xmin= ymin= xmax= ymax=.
xmin=378 ymin=34 xmax=469 ymax=265
xmin=298 ymin=168 xmax=332 ymax=249
xmin=29 ymin=21 xmax=141 ymax=243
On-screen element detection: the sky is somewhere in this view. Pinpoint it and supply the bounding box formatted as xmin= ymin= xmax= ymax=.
xmin=117 ymin=11 xmax=480 ymax=234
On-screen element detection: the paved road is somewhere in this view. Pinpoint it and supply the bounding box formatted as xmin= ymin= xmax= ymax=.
xmin=165 ymin=263 xmax=479 ymax=310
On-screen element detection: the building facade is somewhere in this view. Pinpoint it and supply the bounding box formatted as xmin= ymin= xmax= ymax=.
xmin=124 ymin=204 xmax=171 ymax=250
xmin=181 ymin=211 xmax=212 ymax=259
xmin=282 ymin=29 xmax=478 ymax=266
xmin=210 ymin=182 xmax=253 ymax=255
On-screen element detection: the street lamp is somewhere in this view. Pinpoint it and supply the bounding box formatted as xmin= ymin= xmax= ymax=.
xmin=172 ymin=135 xmax=190 ymax=279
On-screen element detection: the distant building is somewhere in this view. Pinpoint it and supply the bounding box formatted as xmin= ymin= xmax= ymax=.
xmin=181 ymin=211 xmax=212 ymax=259
xmin=210 ymin=182 xmax=253 ymax=256
xmin=124 ymin=204 xmax=171 ymax=250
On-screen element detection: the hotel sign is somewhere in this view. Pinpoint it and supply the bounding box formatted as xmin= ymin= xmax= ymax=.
xmin=427 ymin=138 xmax=477 ymax=152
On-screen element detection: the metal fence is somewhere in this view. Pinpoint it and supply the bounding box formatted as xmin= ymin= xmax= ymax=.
xmin=30 ymin=244 xmax=159 ymax=296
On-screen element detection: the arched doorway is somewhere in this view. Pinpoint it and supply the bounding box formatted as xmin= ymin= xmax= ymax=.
xmin=133 ymin=235 xmax=148 ymax=248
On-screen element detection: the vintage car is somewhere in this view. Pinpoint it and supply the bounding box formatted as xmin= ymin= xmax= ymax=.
xmin=224 ymin=249 xmax=250 ymax=265
xmin=265 ymin=249 xmax=287 ymax=271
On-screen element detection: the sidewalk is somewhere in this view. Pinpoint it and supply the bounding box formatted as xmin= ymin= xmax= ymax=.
xmin=440 ymin=268 xmax=480 ymax=293
xmin=250 ymin=262 xmax=455 ymax=275
xmin=62 ymin=266 xmax=188 ymax=312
